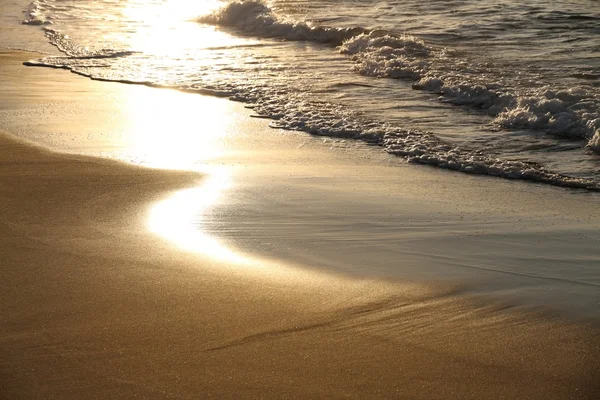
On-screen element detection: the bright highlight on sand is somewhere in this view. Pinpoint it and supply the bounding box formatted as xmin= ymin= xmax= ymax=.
xmin=148 ymin=168 xmax=250 ymax=265
xmin=3 ymin=0 xmax=600 ymax=393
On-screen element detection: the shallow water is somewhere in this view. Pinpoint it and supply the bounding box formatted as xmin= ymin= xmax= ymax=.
xmin=15 ymin=0 xmax=600 ymax=189
xmin=2 ymin=1 xmax=600 ymax=318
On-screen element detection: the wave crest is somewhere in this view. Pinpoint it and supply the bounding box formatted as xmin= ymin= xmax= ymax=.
xmin=587 ymin=130 xmax=600 ymax=153
xmin=495 ymin=88 xmax=600 ymax=140
xmin=22 ymin=1 xmax=52 ymax=25
xmin=196 ymin=0 xmax=364 ymax=44
xmin=339 ymin=33 xmax=432 ymax=79
xmin=29 ymin=0 xmax=600 ymax=190
xmin=199 ymin=1 xmax=599 ymax=145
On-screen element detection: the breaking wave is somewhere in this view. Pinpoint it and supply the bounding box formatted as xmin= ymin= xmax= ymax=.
xmin=22 ymin=0 xmax=600 ymax=191
xmin=198 ymin=1 xmax=600 ymax=152
xmin=22 ymin=0 xmax=52 ymax=25
xmin=196 ymin=0 xmax=365 ymax=45
xmin=588 ymin=130 xmax=600 ymax=153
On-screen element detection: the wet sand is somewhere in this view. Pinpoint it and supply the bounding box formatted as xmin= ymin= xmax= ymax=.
xmin=1 ymin=50 xmax=599 ymax=399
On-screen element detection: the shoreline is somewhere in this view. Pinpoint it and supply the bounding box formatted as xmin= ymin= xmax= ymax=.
xmin=1 ymin=49 xmax=600 ymax=398
xmin=2 ymin=49 xmax=600 ymax=319
xmin=3 ymin=48 xmax=600 ymax=320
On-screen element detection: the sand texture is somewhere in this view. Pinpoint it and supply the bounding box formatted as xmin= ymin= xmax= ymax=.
xmin=1 ymin=51 xmax=600 ymax=399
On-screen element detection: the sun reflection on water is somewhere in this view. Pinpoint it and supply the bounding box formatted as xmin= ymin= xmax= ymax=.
xmin=148 ymin=167 xmax=251 ymax=265
xmin=116 ymin=80 xmax=250 ymax=263
xmin=122 ymin=0 xmax=244 ymax=56
xmin=122 ymin=87 xmax=235 ymax=168
xmin=94 ymin=1 xmax=258 ymax=264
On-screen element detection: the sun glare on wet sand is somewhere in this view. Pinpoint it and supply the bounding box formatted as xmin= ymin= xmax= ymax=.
xmin=119 ymin=85 xmax=249 ymax=263
xmin=123 ymin=88 xmax=235 ymax=168
xmin=101 ymin=1 xmax=255 ymax=265
xmin=148 ymin=168 xmax=252 ymax=265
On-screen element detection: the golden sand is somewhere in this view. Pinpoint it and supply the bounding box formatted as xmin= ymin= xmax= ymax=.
xmin=1 ymin=51 xmax=598 ymax=399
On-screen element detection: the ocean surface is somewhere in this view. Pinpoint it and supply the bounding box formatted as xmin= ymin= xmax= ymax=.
xmin=12 ymin=0 xmax=600 ymax=190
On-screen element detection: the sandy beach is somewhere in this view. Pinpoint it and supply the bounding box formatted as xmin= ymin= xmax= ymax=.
xmin=1 ymin=50 xmax=600 ymax=399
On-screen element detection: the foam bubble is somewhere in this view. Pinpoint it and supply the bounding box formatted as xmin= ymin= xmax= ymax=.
xmin=346 ymin=41 xmax=599 ymax=141
xmin=383 ymin=131 xmax=596 ymax=189
xmin=198 ymin=2 xmax=599 ymax=145
xmin=22 ymin=0 xmax=52 ymax=26
xmin=495 ymin=88 xmax=599 ymax=139
xmin=587 ymin=130 xmax=600 ymax=153
xmin=26 ymin=0 xmax=600 ymax=191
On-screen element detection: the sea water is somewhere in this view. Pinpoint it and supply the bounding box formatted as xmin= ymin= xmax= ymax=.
xmin=15 ymin=0 xmax=600 ymax=189
xmin=3 ymin=0 xmax=600 ymax=317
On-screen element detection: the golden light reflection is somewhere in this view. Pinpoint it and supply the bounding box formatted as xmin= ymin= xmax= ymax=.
xmin=117 ymin=79 xmax=251 ymax=263
xmin=124 ymin=0 xmax=222 ymax=25
xmin=148 ymin=167 xmax=252 ymax=264
xmin=122 ymin=0 xmax=246 ymax=56
xmin=122 ymin=87 xmax=236 ymax=169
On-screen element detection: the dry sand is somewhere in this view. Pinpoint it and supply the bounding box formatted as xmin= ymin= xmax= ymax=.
xmin=1 ymin=50 xmax=599 ymax=399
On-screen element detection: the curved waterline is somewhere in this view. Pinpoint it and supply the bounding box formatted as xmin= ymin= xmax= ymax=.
xmin=148 ymin=167 xmax=252 ymax=265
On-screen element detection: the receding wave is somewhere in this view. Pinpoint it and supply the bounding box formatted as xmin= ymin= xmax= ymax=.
xmin=42 ymin=28 xmax=138 ymax=59
xmin=198 ymin=1 xmax=600 ymax=153
xmin=23 ymin=0 xmax=600 ymax=191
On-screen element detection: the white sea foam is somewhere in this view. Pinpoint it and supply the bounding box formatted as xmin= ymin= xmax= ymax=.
xmin=23 ymin=0 xmax=600 ymax=189
xmin=197 ymin=0 xmax=364 ymax=44
xmin=339 ymin=32 xmax=431 ymax=80
xmin=253 ymin=95 xmax=598 ymax=190
xmin=495 ymin=88 xmax=600 ymax=148
xmin=42 ymin=28 xmax=138 ymax=60
xmin=344 ymin=41 xmax=599 ymax=144
xmin=382 ymin=131 xmax=596 ymax=189
xmin=197 ymin=1 xmax=600 ymax=148
xmin=22 ymin=1 xmax=52 ymax=25
xmin=587 ymin=130 xmax=600 ymax=153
